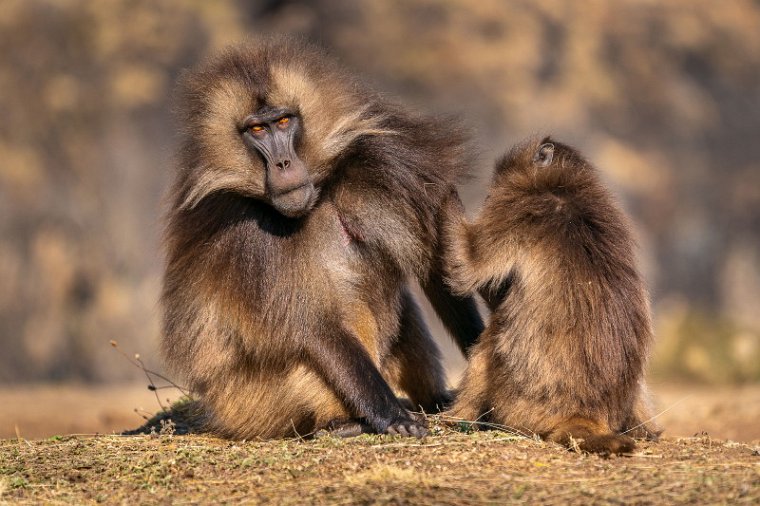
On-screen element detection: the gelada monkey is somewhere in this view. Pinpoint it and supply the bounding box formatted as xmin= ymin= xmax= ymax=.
xmin=444 ymin=137 xmax=659 ymax=454
xmin=162 ymin=37 xmax=483 ymax=439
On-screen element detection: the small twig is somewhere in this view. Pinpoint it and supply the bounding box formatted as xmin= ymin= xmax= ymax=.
xmin=436 ymin=412 xmax=535 ymax=439
xmin=146 ymin=385 xmax=181 ymax=391
xmin=136 ymin=353 xmax=165 ymax=411
xmin=474 ymin=407 xmax=495 ymax=424
xmin=621 ymin=394 xmax=694 ymax=436
xmin=110 ymin=340 xmax=190 ymax=399
xmin=15 ymin=424 xmax=32 ymax=447
xmin=290 ymin=420 xmax=307 ymax=442
xmin=133 ymin=407 xmax=153 ymax=421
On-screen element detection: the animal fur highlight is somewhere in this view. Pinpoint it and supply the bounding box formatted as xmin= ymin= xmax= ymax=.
xmin=445 ymin=137 xmax=660 ymax=455
xmin=162 ymin=37 xmax=484 ymax=439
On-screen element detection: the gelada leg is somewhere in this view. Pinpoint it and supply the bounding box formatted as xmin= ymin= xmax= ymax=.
xmin=548 ymin=417 xmax=636 ymax=456
xmin=383 ymin=289 xmax=451 ymax=413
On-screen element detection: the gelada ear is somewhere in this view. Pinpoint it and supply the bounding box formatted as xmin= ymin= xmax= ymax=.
xmin=533 ymin=143 xmax=555 ymax=167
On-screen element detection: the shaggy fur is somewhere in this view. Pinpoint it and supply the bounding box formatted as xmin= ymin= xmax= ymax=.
xmin=162 ymin=37 xmax=483 ymax=439
xmin=444 ymin=137 xmax=660 ymax=455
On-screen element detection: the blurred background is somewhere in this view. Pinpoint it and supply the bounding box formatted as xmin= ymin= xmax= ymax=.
xmin=1 ymin=0 xmax=759 ymax=440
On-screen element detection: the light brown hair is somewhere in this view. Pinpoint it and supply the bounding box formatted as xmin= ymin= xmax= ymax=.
xmin=444 ymin=137 xmax=659 ymax=454
xmin=162 ymin=37 xmax=483 ymax=439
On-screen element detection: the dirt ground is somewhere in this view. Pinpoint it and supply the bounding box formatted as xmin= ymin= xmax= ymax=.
xmin=1 ymin=428 xmax=758 ymax=504
xmin=2 ymin=382 xmax=760 ymax=442
xmin=1 ymin=383 xmax=759 ymax=504
xmin=650 ymin=382 xmax=760 ymax=443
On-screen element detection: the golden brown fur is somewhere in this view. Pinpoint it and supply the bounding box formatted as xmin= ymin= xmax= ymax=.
xmin=444 ymin=137 xmax=659 ymax=455
xmin=162 ymin=37 xmax=483 ymax=439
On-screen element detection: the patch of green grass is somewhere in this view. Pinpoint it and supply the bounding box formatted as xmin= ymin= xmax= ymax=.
xmin=9 ymin=476 xmax=28 ymax=490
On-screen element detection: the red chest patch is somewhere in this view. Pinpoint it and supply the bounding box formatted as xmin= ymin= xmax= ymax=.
xmin=337 ymin=213 xmax=364 ymax=247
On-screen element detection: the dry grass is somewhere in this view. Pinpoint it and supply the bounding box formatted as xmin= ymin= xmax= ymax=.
xmin=1 ymin=420 xmax=758 ymax=505
xmin=3 ymin=381 xmax=759 ymax=503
